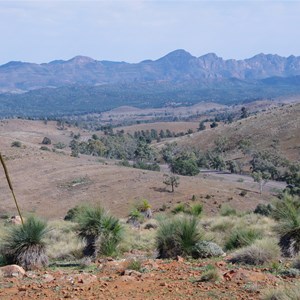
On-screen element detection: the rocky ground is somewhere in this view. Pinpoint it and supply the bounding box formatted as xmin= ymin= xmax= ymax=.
xmin=0 ymin=255 xmax=294 ymax=300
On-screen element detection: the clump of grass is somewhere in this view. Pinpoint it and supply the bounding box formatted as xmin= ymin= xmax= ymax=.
xmin=220 ymin=204 xmax=236 ymax=216
xmin=225 ymin=228 xmax=263 ymax=251
xmin=228 ymin=238 xmax=280 ymax=266
xmin=118 ymin=224 xmax=156 ymax=254
xmin=199 ymin=265 xmax=221 ymax=282
xmin=189 ymin=203 xmax=203 ymax=217
xmin=126 ymin=259 xmax=142 ymax=272
xmin=1 ymin=216 xmax=49 ymax=270
xmin=76 ymin=206 xmax=123 ymax=258
xmin=45 ymin=220 xmax=84 ymax=260
xmin=156 ymin=215 xmax=203 ymax=259
xmin=172 ymin=203 xmax=186 ymax=214
xmin=171 ymin=202 xmax=203 ymax=217
xmin=261 ymin=284 xmax=300 ymax=300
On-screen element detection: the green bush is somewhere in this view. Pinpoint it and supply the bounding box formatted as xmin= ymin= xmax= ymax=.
xmin=11 ymin=141 xmax=22 ymax=148
xmin=225 ymin=228 xmax=263 ymax=251
xmin=156 ymin=215 xmax=203 ymax=259
xmin=254 ymin=203 xmax=273 ymax=216
xmin=40 ymin=146 xmax=51 ymax=151
xmin=64 ymin=205 xmax=84 ymax=221
xmin=1 ymin=216 xmax=49 ymax=270
xmin=193 ymin=241 xmax=224 ymax=258
xmin=76 ymin=206 xmax=123 ymax=258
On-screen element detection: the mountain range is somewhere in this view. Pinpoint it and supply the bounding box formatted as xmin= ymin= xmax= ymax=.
xmin=0 ymin=50 xmax=300 ymax=117
xmin=1 ymin=49 xmax=300 ymax=93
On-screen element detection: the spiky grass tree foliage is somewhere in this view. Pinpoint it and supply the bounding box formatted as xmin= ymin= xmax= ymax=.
xmin=1 ymin=216 xmax=48 ymax=270
xmin=156 ymin=215 xmax=203 ymax=259
xmin=272 ymin=193 xmax=300 ymax=257
xmin=76 ymin=206 xmax=123 ymax=258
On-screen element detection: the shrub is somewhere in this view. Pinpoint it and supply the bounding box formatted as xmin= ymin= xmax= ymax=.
xmin=11 ymin=141 xmax=22 ymax=148
xmin=40 ymin=146 xmax=51 ymax=151
xmin=64 ymin=205 xmax=84 ymax=221
xmin=225 ymin=228 xmax=263 ymax=251
xmin=172 ymin=203 xmax=186 ymax=215
xmin=193 ymin=241 xmax=224 ymax=258
xmin=76 ymin=206 xmax=123 ymax=258
xmin=133 ymin=162 xmax=160 ymax=171
xmin=220 ymin=204 xmax=236 ymax=216
xmin=228 ymin=238 xmax=280 ymax=265
xmin=156 ymin=216 xmax=203 ymax=259
xmin=254 ymin=203 xmax=273 ymax=216
xmin=42 ymin=137 xmax=51 ymax=145
xmin=1 ymin=216 xmax=49 ymax=270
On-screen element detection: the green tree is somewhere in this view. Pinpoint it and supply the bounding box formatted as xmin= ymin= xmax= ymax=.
xmin=198 ymin=121 xmax=206 ymax=131
xmin=170 ymin=153 xmax=199 ymax=176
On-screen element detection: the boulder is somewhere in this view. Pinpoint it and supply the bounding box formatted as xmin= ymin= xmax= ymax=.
xmin=0 ymin=265 xmax=26 ymax=278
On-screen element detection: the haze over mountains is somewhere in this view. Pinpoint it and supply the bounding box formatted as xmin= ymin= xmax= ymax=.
xmin=0 ymin=49 xmax=300 ymax=117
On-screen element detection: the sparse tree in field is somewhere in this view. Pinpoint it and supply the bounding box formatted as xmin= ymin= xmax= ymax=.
xmin=210 ymin=121 xmax=218 ymax=128
xmin=198 ymin=121 xmax=206 ymax=131
xmin=240 ymin=107 xmax=249 ymax=119
xmin=163 ymin=174 xmax=180 ymax=192
xmin=252 ymin=171 xmax=270 ymax=194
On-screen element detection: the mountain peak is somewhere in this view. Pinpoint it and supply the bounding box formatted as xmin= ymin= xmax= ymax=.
xmin=68 ymin=56 xmax=95 ymax=64
xmin=158 ymin=49 xmax=194 ymax=61
xmin=199 ymin=53 xmax=220 ymax=60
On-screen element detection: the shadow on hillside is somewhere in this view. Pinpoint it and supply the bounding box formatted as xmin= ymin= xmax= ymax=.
xmin=150 ymin=187 xmax=168 ymax=193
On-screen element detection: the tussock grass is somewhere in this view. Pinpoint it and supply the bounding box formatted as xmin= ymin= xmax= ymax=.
xmin=118 ymin=224 xmax=156 ymax=254
xmin=262 ymin=284 xmax=300 ymax=300
xmin=45 ymin=220 xmax=84 ymax=261
xmin=228 ymin=238 xmax=280 ymax=266
xmin=156 ymin=215 xmax=203 ymax=259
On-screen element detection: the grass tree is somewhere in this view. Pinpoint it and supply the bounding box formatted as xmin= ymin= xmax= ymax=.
xmin=156 ymin=215 xmax=203 ymax=259
xmin=273 ymin=193 xmax=300 ymax=257
xmin=76 ymin=205 xmax=123 ymax=258
xmin=1 ymin=216 xmax=49 ymax=270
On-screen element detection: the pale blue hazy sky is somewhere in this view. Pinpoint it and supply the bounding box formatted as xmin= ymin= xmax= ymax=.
xmin=0 ymin=0 xmax=299 ymax=65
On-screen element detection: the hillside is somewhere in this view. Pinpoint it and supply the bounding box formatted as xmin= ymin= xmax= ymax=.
xmin=0 ymin=119 xmax=278 ymax=220
xmin=170 ymin=102 xmax=300 ymax=162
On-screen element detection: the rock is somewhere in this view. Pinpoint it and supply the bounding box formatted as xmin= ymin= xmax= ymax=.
xmin=75 ymin=273 xmax=97 ymax=284
xmin=42 ymin=274 xmax=55 ymax=282
xmin=123 ymin=270 xmax=142 ymax=277
xmin=0 ymin=265 xmax=26 ymax=278
xmin=8 ymin=215 xmax=23 ymax=225
xmin=177 ymin=256 xmax=184 ymax=262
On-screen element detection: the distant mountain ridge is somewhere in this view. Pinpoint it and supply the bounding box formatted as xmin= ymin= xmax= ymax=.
xmin=1 ymin=49 xmax=300 ymax=93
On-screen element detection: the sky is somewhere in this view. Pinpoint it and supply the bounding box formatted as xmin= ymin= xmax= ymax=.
xmin=0 ymin=0 xmax=299 ymax=65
